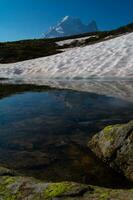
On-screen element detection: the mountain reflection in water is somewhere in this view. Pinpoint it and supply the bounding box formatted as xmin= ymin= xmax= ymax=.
xmin=0 ymin=81 xmax=133 ymax=188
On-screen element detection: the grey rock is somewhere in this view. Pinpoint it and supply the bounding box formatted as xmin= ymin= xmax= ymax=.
xmin=89 ymin=120 xmax=133 ymax=181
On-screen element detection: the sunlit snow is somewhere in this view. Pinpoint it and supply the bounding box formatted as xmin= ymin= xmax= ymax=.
xmin=0 ymin=32 xmax=133 ymax=79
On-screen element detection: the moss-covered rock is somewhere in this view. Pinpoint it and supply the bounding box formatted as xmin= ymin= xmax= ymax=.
xmin=44 ymin=182 xmax=90 ymax=199
xmin=0 ymin=172 xmax=90 ymax=200
xmin=88 ymin=120 xmax=133 ymax=182
xmin=44 ymin=182 xmax=73 ymax=198
xmin=0 ymin=169 xmax=132 ymax=199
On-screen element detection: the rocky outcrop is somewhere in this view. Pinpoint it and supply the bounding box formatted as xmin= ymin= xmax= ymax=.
xmin=0 ymin=121 xmax=133 ymax=199
xmin=0 ymin=167 xmax=133 ymax=200
xmin=89 ymin=120 xmax=133 ymax=182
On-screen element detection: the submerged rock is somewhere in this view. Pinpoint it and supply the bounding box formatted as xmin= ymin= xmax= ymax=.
xmin=89 ymin=120 xmax=133 ymax=182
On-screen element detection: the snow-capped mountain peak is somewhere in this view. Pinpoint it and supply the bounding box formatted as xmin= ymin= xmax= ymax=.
xmin=61 ymin=16 xmax=72 ymax=23
xmin=44 ymin=16 xmax=98 ymax=38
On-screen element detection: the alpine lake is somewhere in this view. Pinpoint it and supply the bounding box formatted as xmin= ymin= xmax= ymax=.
xmin=0 ymin=78 xmax=133 ymax=189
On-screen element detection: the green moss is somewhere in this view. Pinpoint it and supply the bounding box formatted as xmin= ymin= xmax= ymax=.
xmin=100 ymin=192 xmax=109 ymax=200
xmin=104 ymin=125 xmax=114 ymax=133
xmin=3 ymin=177 xmax=16 ymax=185
xmin=0 ymin=183 xmax=17 ymax=200
xmin=103 ymin=125 xmax=120 ymax=143
xmin=102 ymin=125 xmax=114 ymax=143
xmin=3 ymin=196 xmax=17 ymax=200
xmin=0 ymin=177 xmax=22 ymax=200
xmin=44 ymin=182 xmax=73 ymax=199
xmin=95 ymin=188 xmax=110 ymax=200
xmin=0 ymin=176 xmax=15 ymax=195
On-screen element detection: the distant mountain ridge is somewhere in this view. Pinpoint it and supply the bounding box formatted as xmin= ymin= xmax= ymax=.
xmin=44 ymin=16 xmax=98 ymax=38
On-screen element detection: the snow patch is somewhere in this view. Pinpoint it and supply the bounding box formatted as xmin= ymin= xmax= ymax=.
xmin=0 ymin=32 xmax=133 ymax=79
xmin=56 ymin=36 xmax=96 ymax=46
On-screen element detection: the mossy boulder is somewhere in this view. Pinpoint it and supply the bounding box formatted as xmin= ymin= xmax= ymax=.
xmin=0 ymin=173 xmax=90 ymax=200
xmin=1 ymin=177 xmax=133 ymax=200
xmin=0 ymin=168 xmax=132 ymax=199
xmin=89 ymin=120 xmax=133 ymax=181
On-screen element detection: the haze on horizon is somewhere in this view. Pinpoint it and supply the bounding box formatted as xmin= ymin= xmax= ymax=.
xmin=0 ymin=0 xmax=133 ymax=42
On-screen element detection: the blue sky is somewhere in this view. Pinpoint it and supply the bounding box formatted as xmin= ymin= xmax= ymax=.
xmin=0 ymin=0 xmax=133 ymax=41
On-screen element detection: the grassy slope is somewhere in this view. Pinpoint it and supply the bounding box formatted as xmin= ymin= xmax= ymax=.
xmin=0 ymin=23 xmax=133 ymax=64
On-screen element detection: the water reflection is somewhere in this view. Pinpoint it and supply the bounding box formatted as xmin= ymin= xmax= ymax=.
xmin=2 ymin=78 xmax=133 ymax=102
xmin=0 ymin=84 xmax=133 ymax=188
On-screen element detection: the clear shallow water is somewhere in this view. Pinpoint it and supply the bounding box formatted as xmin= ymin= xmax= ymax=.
xmin=0 ymin=83 xmax=133 ymax=188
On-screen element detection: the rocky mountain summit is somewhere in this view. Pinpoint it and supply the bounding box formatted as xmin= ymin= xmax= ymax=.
xmin=44 ymin=16 xmax=98 ymax=38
